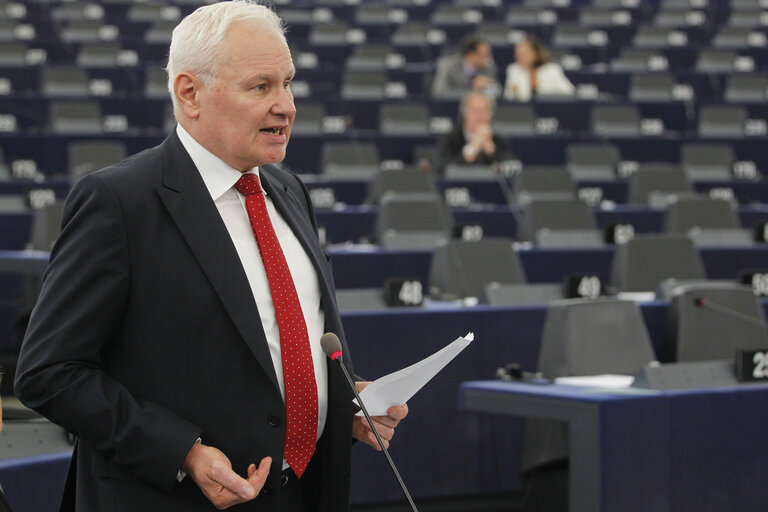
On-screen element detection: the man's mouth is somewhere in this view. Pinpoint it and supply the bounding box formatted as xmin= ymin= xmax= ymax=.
xmin=261 ymin=128 xmax=284 ymax=135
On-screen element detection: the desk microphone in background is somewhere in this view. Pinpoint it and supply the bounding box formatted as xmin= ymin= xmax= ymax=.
xmin=693 ymin=297 xmax=767 ymax=329
xmin=320 ymin=333 xmax=418 ymax=512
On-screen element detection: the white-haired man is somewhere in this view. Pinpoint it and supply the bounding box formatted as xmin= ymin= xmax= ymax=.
xmin=15 ymin=2 xmax=407 ymax=511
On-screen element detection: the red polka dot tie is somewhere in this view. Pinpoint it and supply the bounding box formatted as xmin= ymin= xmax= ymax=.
xmin=235 ymin=174 xmax=318 ymax=478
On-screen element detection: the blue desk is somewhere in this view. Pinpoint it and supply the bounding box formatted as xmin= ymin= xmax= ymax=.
xmin=460 ymin=380 xmax=768 ymax=512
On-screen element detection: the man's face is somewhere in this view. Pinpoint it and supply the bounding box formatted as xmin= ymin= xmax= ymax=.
xmin=463 ymin=94 xmax=492 ymax=134
xmin=194 ymin=23 xmax=296 ymax=171
xmin=466 ymin=42 xmax=491 ymax=70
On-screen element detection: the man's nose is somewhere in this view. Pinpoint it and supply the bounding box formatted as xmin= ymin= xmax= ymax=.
xmin=272 ymin=88 xmax=296 ymax=116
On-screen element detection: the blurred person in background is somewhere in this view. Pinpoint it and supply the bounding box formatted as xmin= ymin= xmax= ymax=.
xmin=438 ymin=91 xmax=512 ymax=172
xmin=432 ymin=34 xmax=498 ymax=98
xmin=504 ymin=36 xmax=574 ymax=101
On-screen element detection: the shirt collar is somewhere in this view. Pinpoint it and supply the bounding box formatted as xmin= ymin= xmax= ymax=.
xmin=175 ymin=123 xmax=260 ymax=201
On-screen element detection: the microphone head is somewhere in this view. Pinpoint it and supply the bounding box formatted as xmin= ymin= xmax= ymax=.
xmin=321 ymin=332 xmax=343 ymax=360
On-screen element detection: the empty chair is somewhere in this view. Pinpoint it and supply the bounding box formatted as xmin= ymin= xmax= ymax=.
xmin=566 ymin=142 xmax=620 ymax=180
xmin=654 ymin=8 xmax=707 ymax=27
xmin=513 ymin=165 xmax=575 ymax=204
xmin=391 ymin=22 xmax=435 ymax=46
xmin=610 ymin=234 xmax=706 ymax=293
xmin=698 ymin=105 xmax=747 ymax=138
xmin=478 ymin=23 xmax=515 ymax=47
xmin=355 ymin=5 xmax=393 ymax=25
xmin=61 ymin=21 xmax=114 ymax=44
xmin=552 ymin=24 xmax=605 ymax=48
xmin=712 ymin=27 xmax=754 ymax=49
xmin=664 ymin=283 xmax=768 ymax=362
xmin=27 ymin=201 xmax=65 ymax=251
xmin=379 ymin=103 xmax=430 ymax=136
xmin=516 ymin=198 xmax=603 ymax=247
xmin=414 ymin=144 xmax=441 ymax=174
xmin=611 ymin=49 xmax=668 ymax=72
xmin=591 ymin=104 xmax=641 ymax=137
xmin=68 ymin=141 xmax=126 ymax=179
xmin=334 ymin=289 xmax=388 ymax=312
xmin=292 ymin=102 xmax=325 ymax=135
xmin=49 ymin=101 xmax=103 ymax=134
xmin=41 ymin=67 xmax=89 ymax=97
xmin=145 ymin=68 xmax=169 ymax=99
xmin=127 ymin=3 xmax=181 ymax=22
xmin=681 ymin=143 xmax=735 ymax=181
xmin=725 ymin=74 xmax=768 ymax=103
xmin=341 ymin=71 xmax=388 ymax=100
xmin=309 ymin=22 xmax=351 ymax=45
xmin=321 ymin=142 xmax=380 ymax=178
xmin=695 ymin=49 xmax=740 ymax=73
xmin=0 ymin=145 xmax=10 ymax=180
xmin=431 ymin=6 xmax=482 ymax=25
xmin=429 ymin=238 xmax=525 ymax=299
xmin=728 ymin=9 xmax=765 ymax=28
xmin=0 ymin=194 xmax=27 ymax=211
xmin=629 ymin=73 xmax=676 ymax=102
xmin=144 ymin=21 xmax=176 ymax=44
xmin=663 ymin=196 xmax=752 ymax=247
xmin=505 ymin=7 xmax=557 ymax=27
xmin=346 ymin=45 xmax=396 ymax=71
xmin=50 ymin=3 xmax=104 ymax=22
xmin=633 ymin=26 xmax=684 ymax=48
xmin=77 ymin=44 xmax=129 ymax=68
xmin=522 ymin=298 xmax=656 ymax=471
xmin=626 ymin=163 xmax=692 ymax=206
xmin=366 ymin=168 xmax=437 ymax=204
xmin=0 ymin=43 xmax=27 ymax=66
xmin=375 ymin=194 xmax=453 ymax=250
xmin=492 ymin=104 xmax=536 ymax=137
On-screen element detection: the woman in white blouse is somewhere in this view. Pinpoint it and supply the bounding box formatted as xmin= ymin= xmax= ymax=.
xmin=504 ymin=36 xmax=575 ymax=101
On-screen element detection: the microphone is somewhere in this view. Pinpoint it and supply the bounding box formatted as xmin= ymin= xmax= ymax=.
xmin=320 ymin=333 xmax=418 ymax=512
xmin=693 ymin=297 xmax=767 ymax=329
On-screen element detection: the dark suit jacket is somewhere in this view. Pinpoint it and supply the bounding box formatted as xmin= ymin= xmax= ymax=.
xmin=0 ymin=488 xmax=12 ymax=512
xmin=438 ymin=126 xmax=512 ymax=173
xmin=14 ymin=131 xmax=356 ymax=511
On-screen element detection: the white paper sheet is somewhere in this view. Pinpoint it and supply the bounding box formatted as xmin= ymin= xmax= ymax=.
xmin=354 ymin=332 xmax=475 ymax=416
xmin=554 ymin=374 xmax=635 ymax=388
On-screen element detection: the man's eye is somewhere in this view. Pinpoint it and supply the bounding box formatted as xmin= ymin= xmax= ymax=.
xmin=283 ymin=82 xmax=292 ymax=89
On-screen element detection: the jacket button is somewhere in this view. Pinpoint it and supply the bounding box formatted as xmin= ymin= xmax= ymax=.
xmin=267 ymin=415 xmax=281 ymax=427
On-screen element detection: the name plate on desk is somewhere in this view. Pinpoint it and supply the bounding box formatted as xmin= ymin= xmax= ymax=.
xmin=633 ymin=360 xmax=738 ymax=390
xmin=736 ymin=350 xmax=768 ymax=382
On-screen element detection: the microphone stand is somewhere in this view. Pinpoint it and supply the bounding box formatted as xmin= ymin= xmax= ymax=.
xmin=334 ymin=355 xmax=418 ymax=512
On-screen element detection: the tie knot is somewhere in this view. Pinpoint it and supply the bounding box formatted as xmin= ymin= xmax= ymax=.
xmin=234 ymin=174 xmax=263 ymax=197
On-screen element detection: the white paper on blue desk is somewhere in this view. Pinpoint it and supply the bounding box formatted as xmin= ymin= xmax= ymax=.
xmin=354 ymin=332 xmax=474 ymax=416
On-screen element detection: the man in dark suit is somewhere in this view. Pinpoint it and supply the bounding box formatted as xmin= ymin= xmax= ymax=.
xmin=14 ymin=2 xmax=407 ymax=511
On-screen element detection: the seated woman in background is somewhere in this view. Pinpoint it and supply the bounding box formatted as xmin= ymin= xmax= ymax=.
xmin=504 ymin=36 xmax=574 ymax=101
xmin=438 ymin=91 xmax=512 ymax=173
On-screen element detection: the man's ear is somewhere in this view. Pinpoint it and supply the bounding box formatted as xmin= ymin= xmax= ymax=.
xmin=174 ymin=72 xmax=202 ymax=120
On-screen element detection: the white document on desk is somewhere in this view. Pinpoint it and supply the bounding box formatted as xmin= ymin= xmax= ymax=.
xmin=354 ymin=332 xmax=475 ymax=416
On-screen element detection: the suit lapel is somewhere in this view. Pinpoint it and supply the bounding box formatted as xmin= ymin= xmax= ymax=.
xmin=155 ymin=133 xmax=280 ymax=393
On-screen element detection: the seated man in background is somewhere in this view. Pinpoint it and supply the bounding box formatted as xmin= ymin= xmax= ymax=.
xmin=431 ymin=34 xmax=498 ymax=98
xmin=504 ymin=36 xmax=574 ymax=101
xmin=438 ymin=91 xmax=512 ymax=173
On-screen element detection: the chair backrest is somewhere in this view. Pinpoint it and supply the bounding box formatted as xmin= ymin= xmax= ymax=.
xmin=379 ymin=103 xmax=430 ymax=136
xmin=591 ymin=104 xmax=640 ymax=136
xmin=698 ymin=105 xmax=747 ymax=138
xmin=696 ymin=49 xmax=737 ymax=73
xmin=663 ymin=197 xmax=740 ymax=233
xmin=50 ymin=101 xmax=102 ymax=134
xmin=626 ymin=163 xmax=691 ymax=205
xmin=517 ymin=198 xmax=597 ymax=242
xmin=321 ymin=142 xmax=380 ymax=178
xmin=725 ymin=73 xmax=768 ymax=103
xmin=523 ymin=298 xmax=656 ymax=471
xmin=566 ymin=142 xmax=620 ymax=180
xmin=375 ymin=194 xmax=453 ymax=248
xmin=664 ymin=283 xmax=768 ymax=362
xmin=610 ymin=234 xmax=706 ymax=292
xmin=68 ymin=141 xmax=126 ymax=179
xmin=28 ymin=201 xmax=65 ymax=251
xmin=292 ymin=102 xmax=325 ymax=136
xmin=366 ymin=168 xmax=437 ymax=204
xmin=428 ymin=238 xmax=525 ymax=299
xmin=680 ymin=142 xmax=735 ymax=180
xmin=41 ymin=67 xmax=89 ymax=97
xmin=492 ymin=104 xmax=536 ymax=137
xmin=513 ymin=166 xmax=575 ymax=203
xmin=341 ymin=71 xmax=388 ymax=100
xmin=629 ymin=73 xmax=675 ymax=102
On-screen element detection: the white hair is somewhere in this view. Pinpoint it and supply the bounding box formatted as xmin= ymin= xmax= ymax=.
xmin=166 ymin=0 xmax=286 ymax=111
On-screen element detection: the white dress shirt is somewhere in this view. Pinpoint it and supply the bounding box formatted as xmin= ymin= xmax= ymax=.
xmin=176 ymin=124 xmax=328 ymax=470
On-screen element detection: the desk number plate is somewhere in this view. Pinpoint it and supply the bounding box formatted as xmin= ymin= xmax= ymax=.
xmin=736 ymin=350 xmax=768 ymax=382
